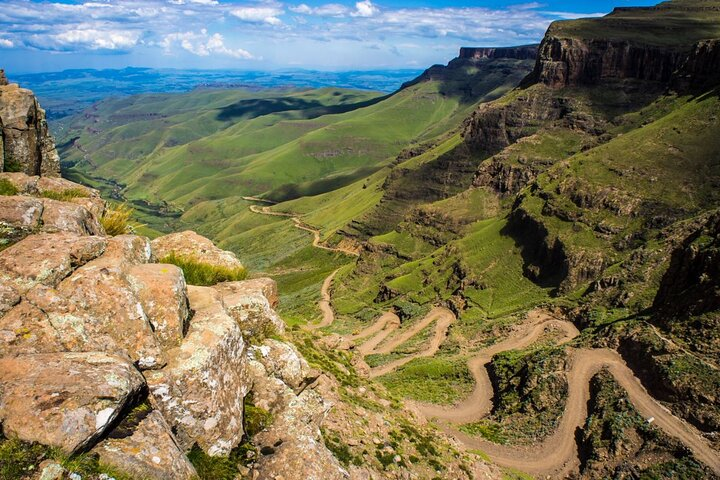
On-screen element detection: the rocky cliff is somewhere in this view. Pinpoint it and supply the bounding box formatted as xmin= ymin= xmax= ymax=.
xmin=0 ymin=70 xmax=60 ymax=177
xmin=458 ymin=45 xmax=539 ymax=61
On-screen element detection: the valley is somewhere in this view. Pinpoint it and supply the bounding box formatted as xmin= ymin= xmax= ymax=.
xmin=3 ymin=0 xmax=718 ymax=478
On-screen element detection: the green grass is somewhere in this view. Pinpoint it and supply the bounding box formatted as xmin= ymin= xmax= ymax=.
xmin=100 ymin=203 xmax=134 ymax=236
xmin=459 ymin=421 xmax=508 ymax=444
xmin=40 ymin=188 xmax=88 ymax=201
xmin=0 ymin=436 xmax=134 ymax=480
xmin=377 ymin=356 xmax=473 ymax=404
xmin=160 ymin=252 xmax=247 ymax=286
xmin=0 ymin=179 xmax=18 ymax=196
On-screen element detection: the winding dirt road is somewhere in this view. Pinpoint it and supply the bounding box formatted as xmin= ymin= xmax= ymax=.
xmin=308 ymin=269 xmax=340 ymax=330
xmin=368 ymin=307 xmax=455 ymax=378
xmin=248 ymin=203 xmax=359 ymax=256
xmin=415 ymin=310 xmax=579 ymax=423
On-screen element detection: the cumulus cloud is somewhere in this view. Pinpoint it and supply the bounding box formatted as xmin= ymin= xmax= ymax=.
xmin=230 ymin=6 xmax=284 ymax=25
xmin=51 ymin=28 xmax=141 ymax=51
xmin=352 ymin=0 xmax=378 ymax=18
xmin=162 ymin=29 xmax=254 ymax=58
xmin=0 ymin=0 xmax=608 ymax=66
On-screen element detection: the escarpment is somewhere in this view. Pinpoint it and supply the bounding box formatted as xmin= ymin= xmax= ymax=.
xmin=0 ymin=70 xmax=60 ymax=177
xmin=458 ymin=45 xmax=539 ymax=61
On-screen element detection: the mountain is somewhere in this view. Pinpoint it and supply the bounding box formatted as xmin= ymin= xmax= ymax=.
xmin=0 ymin=78 xmax=500 ymax=479
xmin=11 ymin=0 xmax=720 ymax=477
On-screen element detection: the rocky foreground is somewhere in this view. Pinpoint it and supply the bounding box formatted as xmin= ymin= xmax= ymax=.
xmin=0 ymin=170 xmax=352 ymax=479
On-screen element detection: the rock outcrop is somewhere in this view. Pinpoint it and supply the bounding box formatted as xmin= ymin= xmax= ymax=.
xmin=0 ymin=171 xmax=344 ymax=478
xmin=0 ymin=72 xmax=60 ymax=176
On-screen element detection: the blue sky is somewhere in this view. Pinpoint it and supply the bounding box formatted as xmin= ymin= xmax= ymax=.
xmin=0 ymin=0 xmax=659 ymax=73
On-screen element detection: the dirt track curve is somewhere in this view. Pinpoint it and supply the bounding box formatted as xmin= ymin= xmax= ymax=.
xmin=248 ymin=204 xmax=359 ymax=256
xmin=324 ymin=288 xmax=720 ymax=476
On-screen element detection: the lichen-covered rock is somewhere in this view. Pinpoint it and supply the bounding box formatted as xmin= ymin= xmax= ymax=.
xmin=0 ymin=196 xmax=44 ymax=229
xmin=151 ymin=230 xmax=243 ymax=270
xmin=0 ymin=173 xmax=106 ymax=218
xmin=0 ymin=352 xmax=145 ymax=453
xmin=0 ymin=81 xmax=60 ymax=176
xmin=252 ymin=437 xmax=349 ymax=480
xmin=55 ymin=242 xmax=165 ymax=369
xmin=0 ymin=233 xmax=106 ymax=295
xmin=40 ymin=198 xmax=104 ymax=236
xmin=127 ymin=264 xmax=189 ymax=350
xmin=95 ymin=410 xmax=197 ymax=480
xmin=0 ymin=300 xmax=65 ymax=356
xmin=214 ymin=279 xmax=285 ymax=338
xmin=249 ymin=339 xmax=317 ymax=391
xmin=146 ymin=285 xmax=249 ymax=455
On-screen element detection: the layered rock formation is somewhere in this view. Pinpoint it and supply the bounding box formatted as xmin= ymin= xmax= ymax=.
xmin=459 ymin=45 xmax=539 ymax=61
xmin=0 ymin=71 xmax=60 ymax=177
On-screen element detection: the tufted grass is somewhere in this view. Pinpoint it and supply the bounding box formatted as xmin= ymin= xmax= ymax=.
xmin=40 ymin=188 xmax=88 ymax=201
xmin=100 ymin=203 xmax=134 ymax=236
xmin=160 ymin=252 xmax=247 ymax=286
xmin=0 ymin=179 xmax=18 ymax=196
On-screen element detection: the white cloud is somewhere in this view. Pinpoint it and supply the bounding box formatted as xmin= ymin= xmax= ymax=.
xmin=51 ymin=28 xmax=141 ymax=50
xmin=352 ymin=0 xmax=378 ymax=18
xmin=289 ymin=4 xmax=313 ymax=15
xmin=230 ymin=6 xmax=284 ymax=25
xmin=162 ymin=29 xmax=254 ymax=58
xmin=0 ymin=38 xmax=13 ymax=48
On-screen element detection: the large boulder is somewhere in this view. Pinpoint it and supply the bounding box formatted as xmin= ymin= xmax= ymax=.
xmin=0 ymin=196 xmax=103 ymax=237
xmin=0 ymin=233 xmax=106 ymax=294
xmin=214 ymin=279 xmax=285 ymax=338
xmin=95 ymin=409 xmax=197 ymax=480
xmin=151 ymin=230 xmax=243 ymax=270
xmin=54 ymin=236 xmax=165 ymax=369
xmin=0 ymin=352 xmax=145 ymax=453
xmin=0 ymin=173 xmax=106 ymax=218
xmin=146 ymin=285 xmax=250 ymax=455
xmin=127 ymin=263 xmax=189 ymax=350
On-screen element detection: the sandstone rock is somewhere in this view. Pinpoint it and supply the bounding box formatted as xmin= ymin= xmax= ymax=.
xmin=249 ymin=339 xmax=316 ymax=391
xmin=0 ymin=69 xmax=7 ymax=87
xmin=0 ymin=300 xmax=65 ymax=356
xmin=55 ymin=245 xmax=165 ymax=369
xmin=0 ymin=173 xmax=106 ymax=218
xmin=127 ymin=264 xmax=189 ymax=350
xmin=0 ymin=82 xmax=60 ymax=176
xmin=95 ymin=410 xmax=197 ymax=480
xmin=0 ymin=352 xmax=145 ymax=453
xmin=0 ymin=283 xmax=20 ymax=316
xmin=151 ymin=230 xmax=243 ymax=270
xmin=0 ymin=233 xmax=106 ymax=294
xmin=41 ymin=199 xmax=104 ymax=236
xmin=37 ymin=460 xmax=65 ymax=480
xmin=214 ymin=279 xmax=285 ymax=338
xmin=0 ymin=195 xmax=43 ymax=229
xmin=146 ymin=285 xmax=249 ymax=455
xmin=251 ymin=437 xmax=349 ymax=480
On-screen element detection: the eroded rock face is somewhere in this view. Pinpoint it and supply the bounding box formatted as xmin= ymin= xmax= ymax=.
xmin=0 ymin=80 xmax=60 ymax=176
xmin=127 ymin=264 xmax=189 ymax=350
xmin=146 ymin=285 xmax=249 ymax=455
xmin=95 ymin=410 xmax=197 ymax=480
xmin=151 ymin=230 xmax=243 ymax=270
xmin=0 ymin=352 xmax=145 ymax=453
xmin=214 ymin=279 xmax=285 ymax=338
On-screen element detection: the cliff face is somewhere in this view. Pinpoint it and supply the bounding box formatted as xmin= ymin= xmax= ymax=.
xmin=528 ymin=36 xmax=685 ymax=88
xmin=674 ymin=39 xmax=720 ymax=90
xmin=0 ymin=70 xmax=60 ymax=177
xmin=458 ymin=45 xmax=539 ymax=61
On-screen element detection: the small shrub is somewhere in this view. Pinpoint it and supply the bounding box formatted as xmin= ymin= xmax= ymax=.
xmin=0 ymin=179 xmax=18 ymax=196
xmin=187 ymin=442 xmax=256 ymax=480
xmin=160 ymin=252 xmax=247 ymax=286
xmin=459 ymin=420 xmax=507 ymax=444
xmin=41 ymin=188 xmax=88 ymax=201
xmin=101 ymin=203 xmax=134 ymax=236
xmin=244 ymin=403 xmax=273 ymax=437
